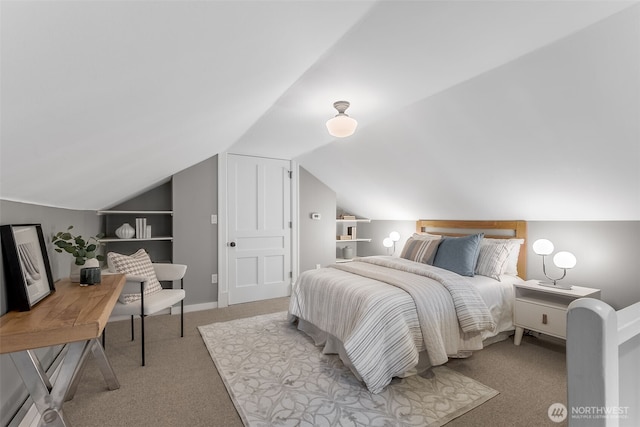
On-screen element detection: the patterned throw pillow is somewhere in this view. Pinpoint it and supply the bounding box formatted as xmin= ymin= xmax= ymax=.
xmin=475 ymin=241 xmax=511 ymax=280
xmin=482 ymin=238 xmax=525 ymax=276
xmin=107 ymin=249 xmax=163 ymax=304
xmin=400 ymin=236 xmax=442 ymax=265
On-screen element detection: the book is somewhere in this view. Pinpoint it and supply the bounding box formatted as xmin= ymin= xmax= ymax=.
xmin=136 ymin=217 xmax=147 ymax=239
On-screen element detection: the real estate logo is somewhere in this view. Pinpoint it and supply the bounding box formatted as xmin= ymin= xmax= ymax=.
xmin=548 ymin=403 xmax=568 ymax=423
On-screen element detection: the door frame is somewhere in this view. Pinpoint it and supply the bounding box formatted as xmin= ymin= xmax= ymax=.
xmin=217 ymin=152 xmax=299 ymax=307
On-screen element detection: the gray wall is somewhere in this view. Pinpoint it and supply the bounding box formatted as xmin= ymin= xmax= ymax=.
xmin=299 ymin=167 xmax=336 ymax=272
xmin=0 ymin=200 xmax=100 ymax=426
xmin=526 ymin=221 xmax=639 ymax=311
xmin=173 ymin=155 xmax=218 ymax=306
xmin=356 ymin=219 xmax=640 ymax=310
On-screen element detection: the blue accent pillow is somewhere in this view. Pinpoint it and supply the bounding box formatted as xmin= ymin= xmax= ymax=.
xmin=432 ymin=233 xmax=484 ymax=276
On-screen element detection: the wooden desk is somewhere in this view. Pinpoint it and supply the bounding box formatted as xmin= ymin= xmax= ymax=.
xmin=0 ymin=274 xmax=125 ymax=426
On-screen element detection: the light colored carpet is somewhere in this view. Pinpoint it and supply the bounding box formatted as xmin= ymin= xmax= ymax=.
xmin=198 ymin=312 xmax=499 ymax=427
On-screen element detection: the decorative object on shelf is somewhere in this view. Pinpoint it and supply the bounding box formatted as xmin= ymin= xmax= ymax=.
xmin=337 ymin=235 xmax=352 ymax=240
xmin=347 ymin=226 xmax=357 ymax=239
xmin=0 ymin=224 xmax=56 ymax=311
xmin=79 ymin=266 xmax=101 ymax=286
xmin=51 ymin=225 xmax=105 ymax=282
xmin=146 ymin=225 xmax=152 ymax=239
xmin=383 ymin=231 xmax=401 ymax=255
xmin=532 ymin=238 xmax=577 ymax=289
xmin=342 ymin=246 xmax=354 ymax=260
xmin=339 ymin=214 xmax=356 ymax=220
xmin=115 ymin=223 xmax=135 ymax=239
xmin=326 ymin=101 xmax=357 ymax=138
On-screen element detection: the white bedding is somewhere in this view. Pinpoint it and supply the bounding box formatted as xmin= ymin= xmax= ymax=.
xmin=288 ymin=256 xmax=521 ymax=393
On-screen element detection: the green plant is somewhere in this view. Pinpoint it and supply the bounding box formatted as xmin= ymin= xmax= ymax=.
xmin=52 ymin=226 xmax=105 ymax=266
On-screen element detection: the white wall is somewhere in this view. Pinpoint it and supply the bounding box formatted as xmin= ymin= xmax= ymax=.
xmin=297 ymin=5 xmax=640 ymax=222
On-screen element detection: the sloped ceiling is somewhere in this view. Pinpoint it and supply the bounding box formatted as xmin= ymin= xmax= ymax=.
xmin=1 ymin=1 xmax=638 ymax=220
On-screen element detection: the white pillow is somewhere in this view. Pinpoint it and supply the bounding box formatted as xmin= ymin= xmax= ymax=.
xmin=107 ymin=249 xmax=163 ymax=304
xmin=475 ymin=242 xmax=510 ymax=280
xmin=482 ymin=238 xmax=524 ymax=276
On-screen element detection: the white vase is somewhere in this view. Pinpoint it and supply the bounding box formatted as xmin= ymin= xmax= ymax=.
xmin=70 ymin=258 xmax=100 ymax=282
xmin=115 ymin=223 xmax=135 ymax=239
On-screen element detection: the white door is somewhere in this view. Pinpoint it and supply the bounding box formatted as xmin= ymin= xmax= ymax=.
xmin=227 ymin=154 xmax=291 ymax=304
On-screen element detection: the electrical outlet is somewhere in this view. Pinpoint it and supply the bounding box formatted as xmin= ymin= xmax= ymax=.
xmin=211 ymin=214 xmax=218 ymax=224
xmin=211 ymin=274 xmax=218 ymax=284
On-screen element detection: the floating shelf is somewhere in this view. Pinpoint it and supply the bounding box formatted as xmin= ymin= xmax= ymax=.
xmin=99 ymin=236 xmax=173 ymax=243
xmin=97 ymin=210 xmax=173 ymax=215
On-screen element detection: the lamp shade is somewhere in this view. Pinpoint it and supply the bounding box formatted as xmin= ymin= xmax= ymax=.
xmin=553 ymin=251 xmax=577 ymax=269
xmin=383 ymin=237 xmax=393 ymax=248
xmin=389 ymin=231 xmax=400 ymax=242
xmin=532 ymin=239 xmax=554 ymax=256
xmin=326 ymin=101 xmax=357 ymax=138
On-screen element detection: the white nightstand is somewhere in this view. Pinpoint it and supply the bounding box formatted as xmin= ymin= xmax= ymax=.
xmin=513 ymin=280 xmax=601 ymax=345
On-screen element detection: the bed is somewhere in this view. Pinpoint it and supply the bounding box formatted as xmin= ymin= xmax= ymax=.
xmin=288 ymin=220 xmax=527 ymax=393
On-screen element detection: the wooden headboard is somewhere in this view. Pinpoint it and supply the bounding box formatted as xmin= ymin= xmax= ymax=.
xmin=416 ymin=220 xmax=528 ymax=278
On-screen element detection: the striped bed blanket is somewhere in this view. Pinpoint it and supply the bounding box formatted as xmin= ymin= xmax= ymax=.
xmin=288 ymin=256 xmax=497 ymax=393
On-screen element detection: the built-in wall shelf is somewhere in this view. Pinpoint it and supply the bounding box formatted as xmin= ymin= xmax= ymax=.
xmin=336 ymin=214 xmax=371 ymax=262
xmin=99 ymin=237 xmax=173 ymax=243
xmin=97 ymin=181 xmax=174 ymax=262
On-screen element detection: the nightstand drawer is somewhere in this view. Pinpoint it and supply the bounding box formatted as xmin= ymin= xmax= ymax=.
xmin=514 ymin=300 xmax=567 ymax=338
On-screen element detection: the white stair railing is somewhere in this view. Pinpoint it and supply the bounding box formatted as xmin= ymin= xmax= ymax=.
xmin=567 ymin=298 xmax=640 ymax=427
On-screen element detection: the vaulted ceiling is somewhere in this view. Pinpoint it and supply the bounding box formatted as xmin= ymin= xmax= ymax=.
xmin=2 ymin=1 xmax=638 ymax=220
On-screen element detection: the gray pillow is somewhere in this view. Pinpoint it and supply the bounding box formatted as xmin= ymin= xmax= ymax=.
xmin=433 ymin=233 xmax=484 ymax=276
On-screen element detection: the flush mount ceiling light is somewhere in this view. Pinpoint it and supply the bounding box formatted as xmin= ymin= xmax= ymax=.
xmin=326 ymin=101 xmax=358 ymax=138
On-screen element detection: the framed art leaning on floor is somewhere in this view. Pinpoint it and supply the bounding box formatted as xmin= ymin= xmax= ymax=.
xmin=0 ymin=224 xmax=55 ymax=311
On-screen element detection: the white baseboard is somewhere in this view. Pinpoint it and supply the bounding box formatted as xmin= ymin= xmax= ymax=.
xmin=175 ymin=301 xmax=218 ymax=314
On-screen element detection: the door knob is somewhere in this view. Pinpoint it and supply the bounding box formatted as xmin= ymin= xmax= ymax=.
xmin=229 ymin=242 xmax=236 ymax=247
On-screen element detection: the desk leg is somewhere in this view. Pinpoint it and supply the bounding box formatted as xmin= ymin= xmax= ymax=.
xmin=11 ymin=338 xmax=120 ymax=427
xmin=11 ymin=341 xmax=87 ymax=426
xmin=65 ymin=338 xmax=120 ymax=401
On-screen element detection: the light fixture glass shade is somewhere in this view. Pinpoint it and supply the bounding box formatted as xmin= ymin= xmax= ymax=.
xmin=326 ymin=115 xmax=358 ymax=138
xmin=389 ymin=231 xmax=400 ymax=242
xmin=383 ymin=237 xmax=393 ymax=248
xmin=532 ymin=239 xmax=554 ymax=256
xmin=553 ymin=251 xmax=577 ymax=269
xmin=326 ymin=100 xmax=357 ymax=138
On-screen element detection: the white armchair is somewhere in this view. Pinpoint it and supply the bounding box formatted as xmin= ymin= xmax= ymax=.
xmin=107 ymin=263 xmax=187 ymax=366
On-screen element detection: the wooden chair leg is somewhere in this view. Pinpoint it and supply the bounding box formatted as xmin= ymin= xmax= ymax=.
xmin=102 ymin=328 xmax=106 ymax=349
xmin=130 ymin=316 xmax=135 ymax=341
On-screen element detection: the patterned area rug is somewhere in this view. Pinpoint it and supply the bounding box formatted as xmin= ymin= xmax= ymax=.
xmin=198 ymin=312 xmax=498 ymax=427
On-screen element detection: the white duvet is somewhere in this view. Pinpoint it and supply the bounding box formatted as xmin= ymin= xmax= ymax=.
xmin=288 ymin=256 xmax=520 ymax=393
